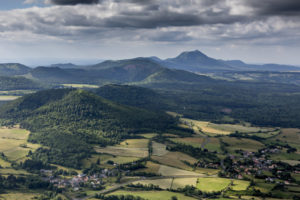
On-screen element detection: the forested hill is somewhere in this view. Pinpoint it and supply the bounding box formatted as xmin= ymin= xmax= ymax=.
xmin=94 ymin=84 xmax=168 ymax=111
xmin=0 ymin=63 xmax=31 ymax=76
xmin=0 ymin=89 xmax=176 ymax=167
xmin=0 ymin=76 xmax=42 ymax=90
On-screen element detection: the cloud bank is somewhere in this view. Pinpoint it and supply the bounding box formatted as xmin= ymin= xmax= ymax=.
xmin=0 ymin=0 xmax=299 ymax=64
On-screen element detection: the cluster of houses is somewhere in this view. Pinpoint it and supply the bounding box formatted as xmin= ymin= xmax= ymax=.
xmin=42 ymin=168 xmax=119 ymax=191
xmin=227 ymin=147 xmax=299 ymax=185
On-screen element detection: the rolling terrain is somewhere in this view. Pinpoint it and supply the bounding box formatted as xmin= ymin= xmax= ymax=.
xmin=0 ymin=51 xmax=300 ymax=200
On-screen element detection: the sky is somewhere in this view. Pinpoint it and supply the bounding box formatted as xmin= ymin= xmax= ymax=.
xmin=0 ymin=0 xmax=300 ymax=66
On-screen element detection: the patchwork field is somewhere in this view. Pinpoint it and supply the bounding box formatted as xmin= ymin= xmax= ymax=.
xmin=152 ymin=151 xmax=197 ymax=170
xmin=196 ymin=177 xmax=231 ymax=192
xmin=180 ymin=118 xmax=277 ymax=137
xmin=152 ymin=142 xmax=168 ymax=156
xmin=136 ymin=161 xmax=161 ymax=174
xmin=222 ymin=137 xmax=265 ymax=152
xmin=108 ymin=190 xmax=197 ymax=200
xmin=0 ymin=126 xmax=40 ymax=163
xmin=271 ymin=128 xmax=300 ymax=151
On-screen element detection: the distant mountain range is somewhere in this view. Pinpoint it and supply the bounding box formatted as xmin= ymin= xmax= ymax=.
xmin=155 ymin=50 xmax=300 ymax=72
xmin=0 ymin=50 xmax=299 ymax=89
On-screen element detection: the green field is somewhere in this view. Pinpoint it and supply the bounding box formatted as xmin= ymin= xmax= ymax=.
xmin=0 ymin=192 xmax=40 ymax=200
xmin=0 ymin=126 xmax=40 ymax=163
xmin=171 ymin=178 xmax=198 ymax=189
xmin=108 ymin=190 xmax=197 ymax=200
xmin=119 ymin=139 xmax=149 ymax=148
xmin=170 ymin=137 xmax=205 ymax=148
xmin=196 ymin=177 xmax=231 ymax=192
xmin=231 ymin=180 xmax=250 ymax=191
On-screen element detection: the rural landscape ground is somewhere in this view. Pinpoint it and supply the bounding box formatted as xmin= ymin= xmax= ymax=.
xmin=0 ymin=50 xmax=300 ymax=200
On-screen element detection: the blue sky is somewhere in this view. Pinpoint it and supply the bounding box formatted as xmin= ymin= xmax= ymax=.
xmin=0 ymin=0 xmax=300 ymax=66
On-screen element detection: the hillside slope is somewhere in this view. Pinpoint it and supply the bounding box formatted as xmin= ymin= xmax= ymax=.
xmin=0 ymin=63 xmax=31 ymax=76
xmin=0 ymin=89 xmax=175 ymax=167
xmin=0 ymin=76 xmax=42 ymax=90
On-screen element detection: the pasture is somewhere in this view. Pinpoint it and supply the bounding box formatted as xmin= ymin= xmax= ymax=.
xmin=0 ymin=126 xmax=40 ymax=163
xmin=196 ymin=177 xmax=231 ymax=192
xmin=171 ymin=178 xmax=198 ymax=189
xmin=231 ymin=180 xmax=250 ymax=191
xmin=108 ymin=190 xmax=197 ymax=200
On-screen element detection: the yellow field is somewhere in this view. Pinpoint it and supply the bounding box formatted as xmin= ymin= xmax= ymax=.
xmin=0 ymin=158 xmax=11 ymax=168
xmin=181 ymin=118 xmax=231 ymax=135
xmin=0 ymin=96 xmax=20 ymax=101
xmin=231 ymin=180 xmax=250 ymax=191
xmin=62 ymin=84 xmax=99 ymax=88
xmin=119 ymin=139 xmax=149 ymax=148
xmin=171 ymin=178 xmax=198 ymax=189
xmin=0 ymin=126 xmax=40 ymax=163
xmin=138 ymin=133 xmax=157 ymax=139
xmin=196 ymin=177 xmax=231 ymax=192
